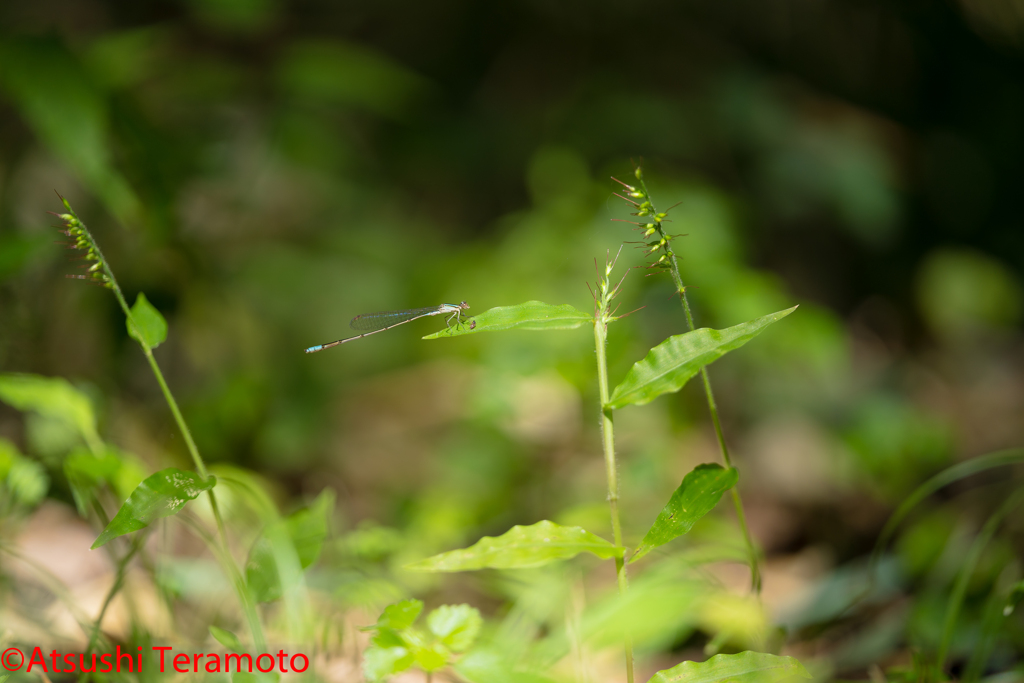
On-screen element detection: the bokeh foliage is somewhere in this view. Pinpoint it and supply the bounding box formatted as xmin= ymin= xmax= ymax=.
xmin=1 ymin=0 xmax=1023 ymax=680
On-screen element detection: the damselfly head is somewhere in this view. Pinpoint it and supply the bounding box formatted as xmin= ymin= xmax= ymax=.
xmin=459 ymin=301 xmax=469 ymax=310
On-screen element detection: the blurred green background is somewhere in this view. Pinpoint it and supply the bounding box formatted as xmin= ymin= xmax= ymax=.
xmin=1 ymin=0 xmax=1023 ymax=677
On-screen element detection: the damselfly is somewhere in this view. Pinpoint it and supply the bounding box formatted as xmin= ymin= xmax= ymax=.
xmin=304 ymin=302 xmax=470 ymax=353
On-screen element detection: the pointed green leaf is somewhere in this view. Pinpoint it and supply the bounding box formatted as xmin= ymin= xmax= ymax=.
xmin=363 ymin=646 xmax=413 ymax=681
xmin=424 ymin=301 xmax=591 ymax=339
xmin=92 ymin=468 xmax=215 ymax=548
xmin=371 ymin=599 xmax=424 ymax=631
xmin=0 ymin=373 xmax=100 ymax=448
xmin=648 ymin=651 xmax=810 ymax=683
xmin=127 ymin=292 xmax=168 ymax=349
xmin=631 ymin=464 xmax=739 ymax=563
xmin=427 ymin=604 xmax=482 ymax=652
xmin=209 ymin=626 xmax=242 ymax=653
xmin=608 ymin=307 xmax=797 ymax=410
xmin=246 ymin=491 xmax=333 ymax=602
xmin=405 ymin=520 xmax=622 ymax=572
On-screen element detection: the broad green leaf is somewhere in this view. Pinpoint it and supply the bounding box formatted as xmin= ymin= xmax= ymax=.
xmin=92 ymin=468 xmax=215 ymax=548
xmin=371 ymin=599 xmax=424 ymax=631
xmin=648 ymin=651 xmax=810 ymax=683
xmin=608 ymin=307 xmax=797 ymax=410
xmin=127 ymin=292 xmax=168 ymax=349
xmin=427 ymin=604 xmax=482 ymax=652
xmin=0 ymin=373 xmax=100 ymax=448
xmin=246 ymin=490 xmax=333 ymax=602
xmin=363 ymin=646 xmax=413 ymax=681
xmin=424 ymin=301 xmax=591 ymax=339
xmin=209 ymin=626 xmax=242 ymax=652
xmin=631 ymin=464 xmax=739 ymax=563
xmin=406 ymin=520 xmax=622 ymax=572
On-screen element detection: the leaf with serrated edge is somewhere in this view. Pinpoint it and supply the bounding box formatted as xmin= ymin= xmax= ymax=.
xmin=92 ymin=468 xmax=215 ymax=548
xmin=406 ymin=520 xmax=622 ymax=571
xmin=631 ymin=464 xmax=738 ymax=563
xmin=425 ymin=301 xmax=591 ymax=339
xmin=608 ymin=306 xmax=797 ymax=410
xmin=648 ymin=651 xmax=810 ymax=683
xmin=127 ymin=292 xmax=168 ymax=349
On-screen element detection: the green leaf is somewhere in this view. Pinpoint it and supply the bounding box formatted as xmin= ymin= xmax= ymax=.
xmin=648 ymin=651 xmax=810 ymax=683
xmin=427 ymin=604 xmax=483 ymax=652
xmin=608 ymin=307 xmax=797 ymax=410
xmin=363 ymin=646 xmax=413 ymax=681
xmin=0 ymin=373 xmax=100 ymax=448
xmin=6 ymin=457 xmax=49 ymax=507
xmin=631 ymin=464 xmax=739 ymax=563
xmin=412 ymin=643 xmax=448 ymax=672
xmin=424 ymin=301 xmax=591 ymax=339
xmin=127 ymin=292 xmax=168 ymax=349
xmin=0 ymin=437 xmax=49 ymax=508
xmin=371 ymin=599 xmax=424 ymax=631
xmin=92 ymin=468 xmax=215 ymax=548
xmin=0 ymin=438 xmax=15 ymax=479
xmin=209 ymin=626 xmax=242 ymax=653
xmin=245 ymin=491 xmax=333 ymax=602
xmin=455 ymin=649 xmax=558 ymax=683
xmin=406 ymin=520 xmax=622 ymax=572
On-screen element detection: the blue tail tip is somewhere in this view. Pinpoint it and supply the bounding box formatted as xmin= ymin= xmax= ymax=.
xmin=305 ymin=345 xmax=322 ymax=354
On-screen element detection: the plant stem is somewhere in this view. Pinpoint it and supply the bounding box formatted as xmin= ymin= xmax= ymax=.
xmin=594 ymin=269 xmax=635 ymax=683
xmin=63 ymin=208 xmax=266 ymax=649
xmin=637 ymin=175 xmax=762 ymax=592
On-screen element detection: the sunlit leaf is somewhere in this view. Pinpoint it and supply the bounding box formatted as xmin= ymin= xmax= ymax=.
xmin=127 ymin=292 xmax=168 ymax=349
xmin=631 ymin=464 xmax=738 ymax=563
xmin=406 ymin=520 xmax=622 ymax=572
xmin=371 ymin=599 xmax=423 ymax=631
xmin=427 ymin=604 xmax=482 ymax=652
xmin=0 ymin=373 xmax=100 ymax=448
xmin=246 ymin=490 xmax=332 ymax=602
xmin=608 ymin=307 xmax=797 ymax=409
xmin=209 ymin=626 xmax=242 ymax=653
xmin=363 ymin=646 xmax=413 ymax=682
xmin=412 ymin=643 xmax=448 ymax=672
xmin=648 ymin=651 xmax=809 ymax=683
xmin=92 ymin=468 xmax=215 ymax=548
xmin=0 ymin=439 xmax=15 ymax=479
xmin=424 ymin=301 xmax=591 ymax=339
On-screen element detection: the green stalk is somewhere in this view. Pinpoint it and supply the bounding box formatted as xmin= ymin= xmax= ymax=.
xmin=594 ymin=259 xmax=635 ymax=683
xmin=631 ymin=173 xmax=761 ymax=592
xmin=937 ymin=488 xmax=1024 ymax=672
xmin=59 ymin=205 xmax=266 ymax=649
